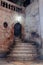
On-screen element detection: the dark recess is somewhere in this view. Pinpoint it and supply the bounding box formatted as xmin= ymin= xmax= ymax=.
xmin=8 ymin=0 xmax=30 ymax=7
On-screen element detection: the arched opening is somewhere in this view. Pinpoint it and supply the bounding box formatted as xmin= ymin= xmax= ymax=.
xmin=14 ymin=22 xmax=22 ymax=37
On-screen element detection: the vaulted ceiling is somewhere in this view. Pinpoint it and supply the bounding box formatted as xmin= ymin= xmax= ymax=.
xmin=8 ymin=0 xmax=30 ymax=7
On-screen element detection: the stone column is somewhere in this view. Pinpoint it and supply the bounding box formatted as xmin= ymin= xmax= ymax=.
xmin=39 ymin=0 xmax=43 ymax=56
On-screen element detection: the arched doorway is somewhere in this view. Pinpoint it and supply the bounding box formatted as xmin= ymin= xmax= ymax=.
xmin=14 ymin=22 xmax=22 ymax=37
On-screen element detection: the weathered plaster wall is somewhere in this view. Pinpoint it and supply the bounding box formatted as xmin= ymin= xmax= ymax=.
xmin=0 ymin=6 xmax=25 ymax=52
xmin=25 ymin=1 xmax=41 ymax=40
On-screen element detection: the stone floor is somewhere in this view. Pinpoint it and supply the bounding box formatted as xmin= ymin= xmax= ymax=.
xmin=0 ymin=59 xmax=43 ymax=65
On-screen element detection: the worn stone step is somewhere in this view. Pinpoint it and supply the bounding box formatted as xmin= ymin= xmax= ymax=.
xmin=11 ymin=51 xmax=37 ymax=54
xmin=13 ymin=46 xmax=36 ymax=49
xmin=9 ymin=38 xmax=38 ymax=61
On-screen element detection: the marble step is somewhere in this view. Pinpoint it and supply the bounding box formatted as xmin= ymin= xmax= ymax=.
xmin=9 ymin=38 xmax=38 ymax=61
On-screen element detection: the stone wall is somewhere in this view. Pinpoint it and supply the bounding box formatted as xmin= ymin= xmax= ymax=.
xmin=25 ymin=1 xmax=41 ymax=40
xmin=39 ymin=0 xmax=43 ymax=56
xmin=0 ymin=6 xmax=25 ymax=53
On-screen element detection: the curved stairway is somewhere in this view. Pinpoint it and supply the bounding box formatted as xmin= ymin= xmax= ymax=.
xmin=8 ymin=38 xmax=38 ymax=61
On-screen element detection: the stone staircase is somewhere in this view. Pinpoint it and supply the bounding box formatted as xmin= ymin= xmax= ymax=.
xmin=8 ymin=37 xmax=38 ymax=61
